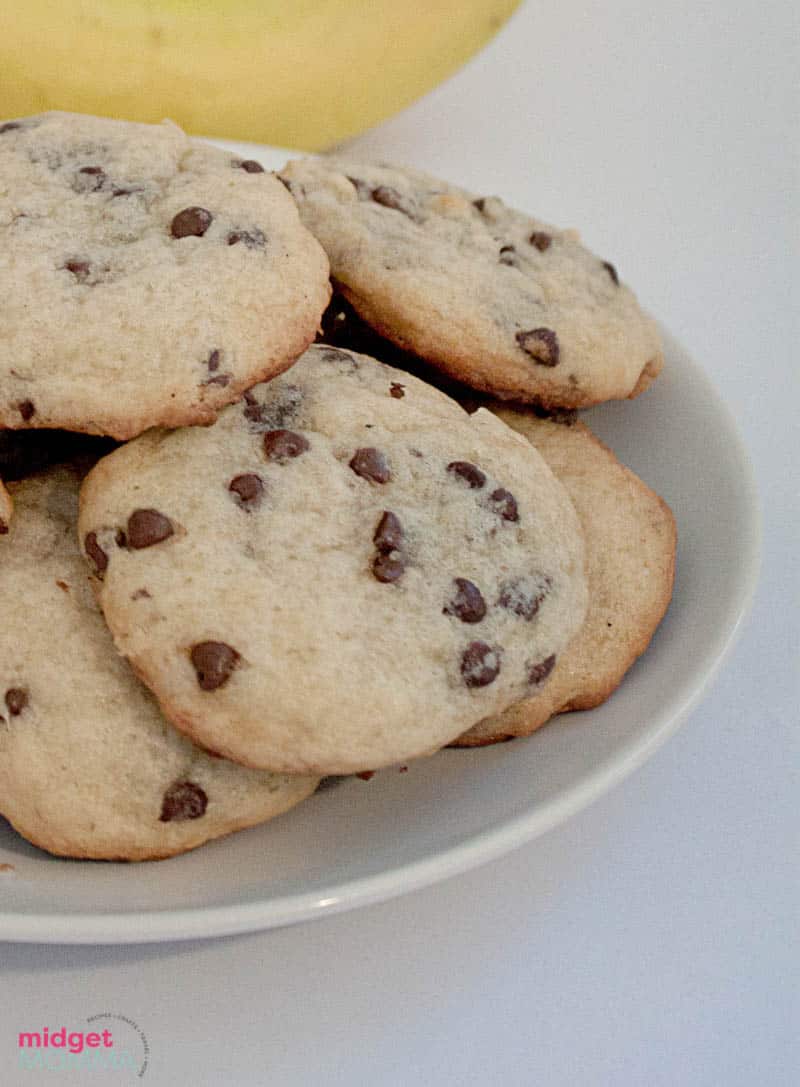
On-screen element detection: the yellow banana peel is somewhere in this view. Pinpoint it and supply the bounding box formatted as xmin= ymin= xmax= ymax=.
xmin=0 ymin=1 xmax=521 ymax=149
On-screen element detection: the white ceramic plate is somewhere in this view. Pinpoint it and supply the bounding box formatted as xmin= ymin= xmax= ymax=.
xmin=0 ymin=145 xmax=760 ymax=944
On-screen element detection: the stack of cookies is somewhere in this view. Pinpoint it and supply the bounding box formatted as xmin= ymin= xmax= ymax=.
xmin=0 ymin=113 xmax=676 ymax=862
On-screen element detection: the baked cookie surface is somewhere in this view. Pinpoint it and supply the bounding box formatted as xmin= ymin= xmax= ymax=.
xmin=0 ymin=466 xmax=318 ymax=860
xmin=280 ymin=157 xmax=662 ymax=408
xmin=456 ymin=411 xmax=676 ymax=745
xmin=79 ymin=345 xmax=588 ymax=774
xmin=0 ymin=113 xmax=330 ymax=438
xmin=0 ymin=476 xmax=11 ymax=535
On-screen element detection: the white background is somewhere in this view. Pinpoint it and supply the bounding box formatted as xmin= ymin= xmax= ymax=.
xmin=2 ymin=2 xmax=797 ymax=1083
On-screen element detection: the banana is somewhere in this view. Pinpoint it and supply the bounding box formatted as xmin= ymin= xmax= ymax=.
xmin=0 ymin=1 xmax=520 ymax=150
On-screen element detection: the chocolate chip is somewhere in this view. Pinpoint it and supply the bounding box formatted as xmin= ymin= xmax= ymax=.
xmin=229 ymin=473 xmax=264 ymax=509
xmin=489 ymin=487 xmax=519 ymax=522
xmin=497 ymin=574 xmax=552 ymax=619
xmin=447 ymin=461 xmax=486 ymax=489
xmin=371 ymin=186 xmax=414 ymax=218
xmin=4 ymin=688 xmax=28 ymax=716
xmin=17 ymin=400 xmax=35 ymax=422
xmin=373 ymin=510 xmax=403 ymax=552
xmin=84 ymin=531 xmax=108 ymax=575
xmin=190 ymin=641 xmax=240 ymax=691
xmin=529 ymin=231 xmax=552 ymax=251
xmin=444 ymin=579 xmax=487 ymax=623
xmin=170 ymin=206 xmax=213 ymax=238
xmin=203 ymin=374 xmax=230 ymax=387
xmin=64 ymin=260 xmax=91 ymax=282
xmin=207 ymin=349 xmax=221 ymax=372
xmin=131 ymin=588 xmax=151 ymax=600
xmin=242 ymin=391 xmax=266 ymax=425
xmin=236 ymin=159 xmax=265 ymax=173
xmin=111 ymin=186 xmax=143 ymax=198
xmin=0 ymin=122 xmax=21 ymax=135
xmin=472 ymin=197 xmax=487 ymax=212
xmin=499 ymin=244 xmax=517 ymax=266
xmin=0 ymin=520 xmax=7 ymax=535
xmin=349 ymin=447 xmax=391 ymax=483
xmin=263 ymin=429 xmax=309 ymax=461
xmin=56 ymin=580 xmax=69 ymax=592
xmin=159 ymin=780 xmax=208 ymax=822
xmin=127 ymin=509 xmax=174 ymax=549
xmin=516 ymin=328 xmax=560 ymax=367
xmin=389 ymin=383 xmax=405 ymax=399
xmin=75 ymin=165 xmax=106 ymax=192
xmin=227 ymin=228 xmax=266 ymax=249
xmin=460 ymin=642 xmax=501 ymax=687
xmin=115 ymin=529 xmax=127 ymax=548
xmin=372 ymin=553 xmax=405 ymax=583
xmin=529 ymin=654 xmax=557 ymax=685
xmin=602 ymin=260 xmax=619 ymax=285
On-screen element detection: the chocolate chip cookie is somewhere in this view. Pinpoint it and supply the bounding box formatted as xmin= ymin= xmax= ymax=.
xmin=280 ymin=157 xmax=662 ymax=409
xmin=0 ymin=465 xmax=318 ymax=860
xmin=79 ymin=345 xmax=588 ymax=774
xmin=0 ymin=113 xmax=330 ymax=439
xmin=456 ymin=410 xmax=676 ymax=745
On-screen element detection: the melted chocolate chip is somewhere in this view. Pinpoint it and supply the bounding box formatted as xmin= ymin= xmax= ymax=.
xmin=529 ymin=231 xmax=552 ymax=251
xmin=444 ymin=579 xmax=487 ymax=623
xmin=516 ymin=328 xmax=560 ymax=367
xmin=529 ymin=654 xmax=557 ymax=685
xmin=0 ymin=520 xmax=7 ymax=535
xmin=349 ymin=447 xmax=391 ymax=483
xmin=447 ymin=461 xmax=486 ymax=489
xmin=227 ymin=228 xmax=266 ymax=249
xmin=229 ymin=473 xmax=264 ymax=509
xmin=75 ymin=165 xmax=106 ymax=192
xmin=170 ymin=207 xmax=213 ymax=239
xmin=499 ymin=244 xmax=517 ymax=266
xmin=84 ymin=531 xmax=108 ymax=575
xmin=64 ymin=260 xmax=91 ymax=282
xmin=127 ymin=509 xmax=174 ymax=549
xmin=263 ymin=429 xmax=309 ymax=461
xmin=0 ymin=122 xmax=21 ymax=135
xmin=190 ymin=641 xmax=240 ymax=691
xmin=371 ymin=186 xmax=414 ymax=218
xmin=472 ymin=197 xmax=487 ymax=212
xmin=131 ymin=588 xmax=151 ymax=600
xmin=497 ymin=575 xmax=552 ymax=620
xmin=460 ymin=642 xmax=501 ymax=687
xmin=236 ymin=159 xmax=265 ymax=173
xmin=489 ymin=488 xmax=519 ymax=522
xmin=4 ymin=688 xmax=28 ymax=716
xmin=203 ymin=374 xmax=230 ymax=387
xmin=389 ymin=382 xmax=405 ymax=399
xmin=111 ymin=185 xmax=143 ymax=198
xmin=207 ymin=349 xmax=221 ymax=372
xmin=373 ymin=511 xmax=403 ymax=552
xmin=372 ymin=553 xmax=405 ymax=583
xmin=17 ymin=400 xmax=35 ymax=422
xmin=159 ymin=780 xmax=208 ymax=822
xmin=602 ymin=260 xmax=619 ymax=285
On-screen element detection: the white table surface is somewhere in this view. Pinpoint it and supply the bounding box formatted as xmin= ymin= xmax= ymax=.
xmin=1 ymin=3 xmax=796 ymax=1084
